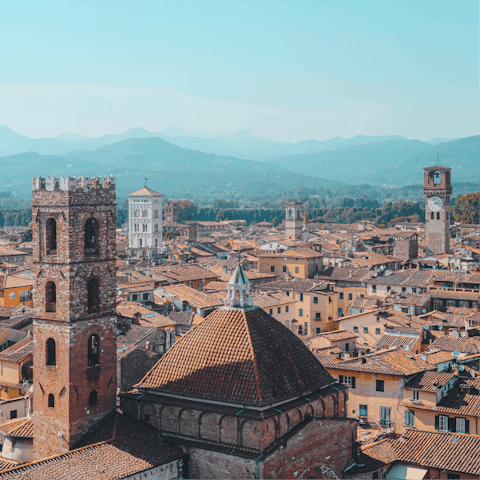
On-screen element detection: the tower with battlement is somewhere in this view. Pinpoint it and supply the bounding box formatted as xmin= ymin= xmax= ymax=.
xmin=32 ymin=176 xmax=117 ymax=459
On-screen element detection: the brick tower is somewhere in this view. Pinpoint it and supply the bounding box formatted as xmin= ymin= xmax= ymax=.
xmin=32 ymin=176 xmax=117 ymax=460
xmin=424 ymin=165 xmax=452 ymax=255
xmin=285 ymin=201 xmax=303 ymax=239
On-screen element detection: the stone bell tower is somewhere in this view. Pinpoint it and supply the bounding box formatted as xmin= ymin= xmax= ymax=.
xmin=32 ymin=176 xmax=117 ymax=459
xmin=424 ymin=165 xmax=452 ymax=255
xmin=285 ymin=201 xmax=303 ymax=240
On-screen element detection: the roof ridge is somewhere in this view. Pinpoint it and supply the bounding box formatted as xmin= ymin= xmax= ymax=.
xmin=243 ymin=309 xmax=265 ymax=406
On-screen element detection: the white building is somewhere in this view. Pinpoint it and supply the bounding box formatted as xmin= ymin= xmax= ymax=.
xmin=128 ymin=186 xmax=163 ymax=255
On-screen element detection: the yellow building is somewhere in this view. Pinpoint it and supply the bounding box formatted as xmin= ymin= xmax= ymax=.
xmin=323 ymin=347 xmax=434 ymax=433
xmin=0 ymin=336 xmax=33 ymax=399
xmin=258 ymin=247 xmax=323 ymax=279
xmin=0 ymin=275 xmax=33 ymax=308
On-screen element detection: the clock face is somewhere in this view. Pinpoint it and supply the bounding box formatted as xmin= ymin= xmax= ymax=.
xmin=428 ymin=196 xmax=443 ymax=212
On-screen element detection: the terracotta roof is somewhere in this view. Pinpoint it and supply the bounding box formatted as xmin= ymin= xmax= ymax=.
xmin=430 ymin=336 xmax=480 ymax=354
xmin=136 ymin=305 xmax=335 ymax=407
xmin=0 ymin=413 xmax=183 ymax=479
xmin=0 ymin=337 xmax=32 ymax=363
xmin=0 ymin=417 xmax=32 ymax=438
xmin=429 ymin=289 xmax=480 ymax=301
xmin=403 ymin=370 xmax=455 ymax=392
xmin=161 ymin=284 xmax=225 ymax=309
xmin=374 ymin=334 xmax=420 ymax=351
xmin=251 ymin=291 xmax=295 ymax=309
xmin=128 ymin=186 xmax=163 ymax=197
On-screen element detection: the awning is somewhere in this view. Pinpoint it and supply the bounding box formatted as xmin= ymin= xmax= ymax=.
xmin=386 ymin=463 xmax=428 ymax=480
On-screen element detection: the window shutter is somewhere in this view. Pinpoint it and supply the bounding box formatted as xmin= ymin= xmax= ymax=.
xmin=435 ymin=415 xmax=439 ymax=430
xmin=339 ymin=375 xmax=344 ymax=384
xmin=448 ymin=417 xmax=455 ymax=432
xmin=351 ymin=377 xmax=356 ymax=389
xmin=465 ymin=419 xmax=470 ymax=434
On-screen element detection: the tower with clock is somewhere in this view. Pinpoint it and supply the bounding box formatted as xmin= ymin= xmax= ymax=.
xmin=424 ymin=165 xmax=452 ymax=255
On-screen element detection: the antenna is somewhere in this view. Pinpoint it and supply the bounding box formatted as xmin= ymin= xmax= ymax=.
xmin=144 ymin=177 xmax=148 ymax=187
xmin=436 ymin=153 xmax=440 ymax=165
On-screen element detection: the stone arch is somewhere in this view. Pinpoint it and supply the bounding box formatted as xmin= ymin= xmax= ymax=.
xmin=178 ymin=408 xmax=198 ymax=437
xmin=141 ymin=402 xmax=157 ymax=425
xmin=45 ymin=281 xmax=57 ymax=313
xmin=84 ymin=217 xmax=100 ymax=252
xmin=219 ymin=415 xmax=237 ymax=445
xmin=199 ymin=411 xmax=219 ymax=441
xmin=289 ymin=408 xmax=302 ymax=428
xmin=324 ymin=395 xmax=336 ymax=417
xmin=161 ymin=405 xmax=180 ymax=433
xmin=338 ymin=390 xmax=348 ymax=417
xmin=300 ymin=402 xmax=314 ymax=419
xmin=241 ymin=419 xmax=261 ymax=449
xmin=261 ymin=418 xmax=277 ymax=448
xmin=313 ymin=398 xmax=325 ymax=417
xmin=87 ymin=277 xmax=100 ymax=314
xmin=46 ymin=217 xmax=57 ymax=252
xmin=279 ymin=412 xmax=290 ymax=436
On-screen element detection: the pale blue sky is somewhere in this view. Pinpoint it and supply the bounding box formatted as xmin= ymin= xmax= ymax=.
xmin=0 ymin=0 xmax=478 ymax=141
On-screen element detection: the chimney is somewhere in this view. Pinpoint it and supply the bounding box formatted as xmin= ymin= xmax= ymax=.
xmin=133 ymin=312 xmax=141 ymax=325
xmin=145 ymin=341 xmax=151 ymax=350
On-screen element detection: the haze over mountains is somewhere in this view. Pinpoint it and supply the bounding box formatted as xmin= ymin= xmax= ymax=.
xmin=0 ymin=125 xmax=477 ymax=199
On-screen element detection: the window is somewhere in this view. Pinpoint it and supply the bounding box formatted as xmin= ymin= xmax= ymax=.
xmin=298 ymin=325 xmax=303 ymax=335
xmin=20 ymin=290 xmax=31 ymax=302
xmin=299 ymin=293 xmax=303 ymax=301
xmin=46 ymin=338 xmax=56 ymax=366
xmin=295 ymin=267 xmax=299 ymax=274
xmin=313 ymin=297 xmax=318 ymax=304
xmin=299 ymin=309 xmax=303 ymax=317
xmin=132 ymin=294 xmax=138 ymax=301
xmin=376 ymin=316 xmax=380 ymax=322
xmin=88 ymin=334 xmax=100 ymax=367
xmin=139 ymin=239 xmax=142 ymax=247
xmin=48 ymin=394 xmax=55 ymax=408
xmin=375 ymin=328 xmax=381 ymax=334
xmin=154 ymin=210 xmax=158 ymax=218
xmin=285 ymin=306 xmax=289 ymax=313
xmin=437 ymin=212 xmax=440 ymax=220
xmin=85 ymin=218 xmax=99 ymax=251
xmin=353 ymin=326 xmax=358 ymax=333
xmin=412 ymin=390 xmax=419 ymax=401
xmin=373 ymin=472 xmax=379 ymax=480
xmin=380 ymin=406 xmax=391 ymax=426
xmin=144 ymin=413 xmax=151 ymax=421
xmin=363 ymin=327 xmax=368 ymax=333
xmin=315 ymin=327 xmax=321 ymax=334
xmin=339 ymin=375 xmax=356 ymax=388
xmin=438 ymin=415 xmax=448 ymax=431
xmin=278 ymin=307 xmax=281 ymax=314
xmin=87 ymin=278 xmax=100 ymax=313
xmin=285 ymin=320 xmax=289 ymax=328
xmin=372 ymin=285 xmax=376 ymax=293
xmin=89 ymin=391 xmax=98 ymax=406
xmin=387 ymin=286 xmax=391 ymax=292
xmin=401 ymin=308 xmax=409 ymax=313
xmin=431 ymin=211 xmax=434 ymax=220
xmin=198 ymin=282 xmax=203 ymax=290
xmin=328 ymin=296 xmax=332 ymax=303
xmin=315 ymin=313 xmax=321 ymax=320
xmin=8 ymin=292 xmax=15 ymax=299
xmin=142 ymin=293 xmax=149 ymax=301
xmin=405 ymin=410 xmax=414 ymax=426
xmin=348 ymin=293 xmax=352 ymax=301
xmin=283 ymin=266 xmax=287 ymax=273
xmin=339 ymin=292 xmax=344 ymax=299
xmin=269 ymin=308 xmax=273 ymax=315
xmin=304 ymin=322 xmax=308 ymax=335
xmin=45 ymin=281 xmax=56 ymax=312
xmin=359 ymin=404 xmax=368 ymax=417
xmin=270 ymin=266 xmax=275 ymax=272
xmin=46 ymin=218 xmax=57 ymax=252
xmin=9 ymin=410 xmax=17 ymax=419
xmin=456 ymin=417 xmax=466 ymax=433
xmin=338 ymin=307 xmax=343 ymax=316
xmin=143 ymin=224 xmax=147 ymax=232
xmin=376 ymin=380 xmax=384 ymax=392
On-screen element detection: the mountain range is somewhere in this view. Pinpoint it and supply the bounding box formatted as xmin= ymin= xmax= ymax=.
xmin=0 ymin=125 xmax=477 ymax=199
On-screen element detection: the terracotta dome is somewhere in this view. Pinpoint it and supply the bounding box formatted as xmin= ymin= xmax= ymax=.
xmin=136 ymin=303 xmax=334 ymax=407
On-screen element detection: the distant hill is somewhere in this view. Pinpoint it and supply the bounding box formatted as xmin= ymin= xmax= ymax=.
xmin=0 ymin=137 xmax=344 ymax=198
xmin=265 ymin=136 xmax=480 ymax=186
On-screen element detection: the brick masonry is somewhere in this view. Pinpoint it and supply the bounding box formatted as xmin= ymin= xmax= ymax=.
xmin=32 ymin=176 xmax=118 ymax=460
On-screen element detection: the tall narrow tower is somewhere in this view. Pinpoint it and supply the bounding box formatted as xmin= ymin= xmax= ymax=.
xmin=424 ymin=165 xmax=452 ymax=255
xmin=128 ymin=186 xmax=163 ymax=256
xmin=285 ymin=201 xmax=303 ymax=239
xmin=32 ymin=176 xmax=117 ymax=459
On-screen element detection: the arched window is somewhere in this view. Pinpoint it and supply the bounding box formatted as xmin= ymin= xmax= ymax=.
xmin=431 ymin=212 xmax=434 ymax=220
xmin=154 ymin=224 xmax=158 ymax=233
xmin=437 ymin=212 xmax=440 ymax=220
xmin=45 ymin=281 xmax=56 ymax=313
xmin=46 ymin=338 xmax=56 ymax=366
xmin=88 ymin=334 xmax=99 ymax=367
xmin=89 ymin=391 xmax=98 ymax=405
xmin=46 ymin=218 xmax=57 ymax=253
xmin=84 ymin=218 xmax=99 ymax=252
xmin=87 ymin=278 xmax=100 ymax=313
xmin=433 ymin=171 xmax=441 ymax=185
xmin=154 ymin=238 xmax=158 ymax=247
xmin=48 ymin=394 xmax=55 ymax=408
xmin=139 ymin=238 xmax=143 ymax=247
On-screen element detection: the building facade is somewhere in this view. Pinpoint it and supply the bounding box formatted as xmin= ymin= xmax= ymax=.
xmin=31 ymin=176 xmax=117 ymax=459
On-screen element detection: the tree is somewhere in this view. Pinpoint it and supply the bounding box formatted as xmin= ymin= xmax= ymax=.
xmin=452 ymin=192 xmax=480 ymax=224
xmin=178 ymin=200 xmax=198 ymax=223
xmin=271 ymin=217 xmax=278 ymax=227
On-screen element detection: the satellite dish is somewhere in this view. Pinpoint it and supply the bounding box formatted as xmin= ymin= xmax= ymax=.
xmin=422 ymin=309 xmax=427 ymax=314
xmin=403 ymin=345 xmax=409 ymax=351
xmin=438 ymin=325 xmax=442 ymax=330
xmin=385 ymin=427 xmax=391 ymax=433
xmin=424 ymin=324 xmax=429 ymax=330
xmin=116 ymin=289 xmax=122 ymax=295
xmin=452 ymin=350 xmax=460 ymax=359
xmin=460 ymin=331 xmax=466 ymax=337
xmin=459 ymin=365 xmax=465 ymax=371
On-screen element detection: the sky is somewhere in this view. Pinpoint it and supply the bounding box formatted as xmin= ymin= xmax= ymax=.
xmin=0 ymin=0 xmax=478 ymax=142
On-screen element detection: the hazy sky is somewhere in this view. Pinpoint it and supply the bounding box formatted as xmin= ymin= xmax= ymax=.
xmin=1 ymin=0 xmax=478 ymax=142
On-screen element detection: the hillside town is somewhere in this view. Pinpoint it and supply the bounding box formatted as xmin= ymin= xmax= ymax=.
xmin=0 ymin=165 xmax=474 ymax=479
